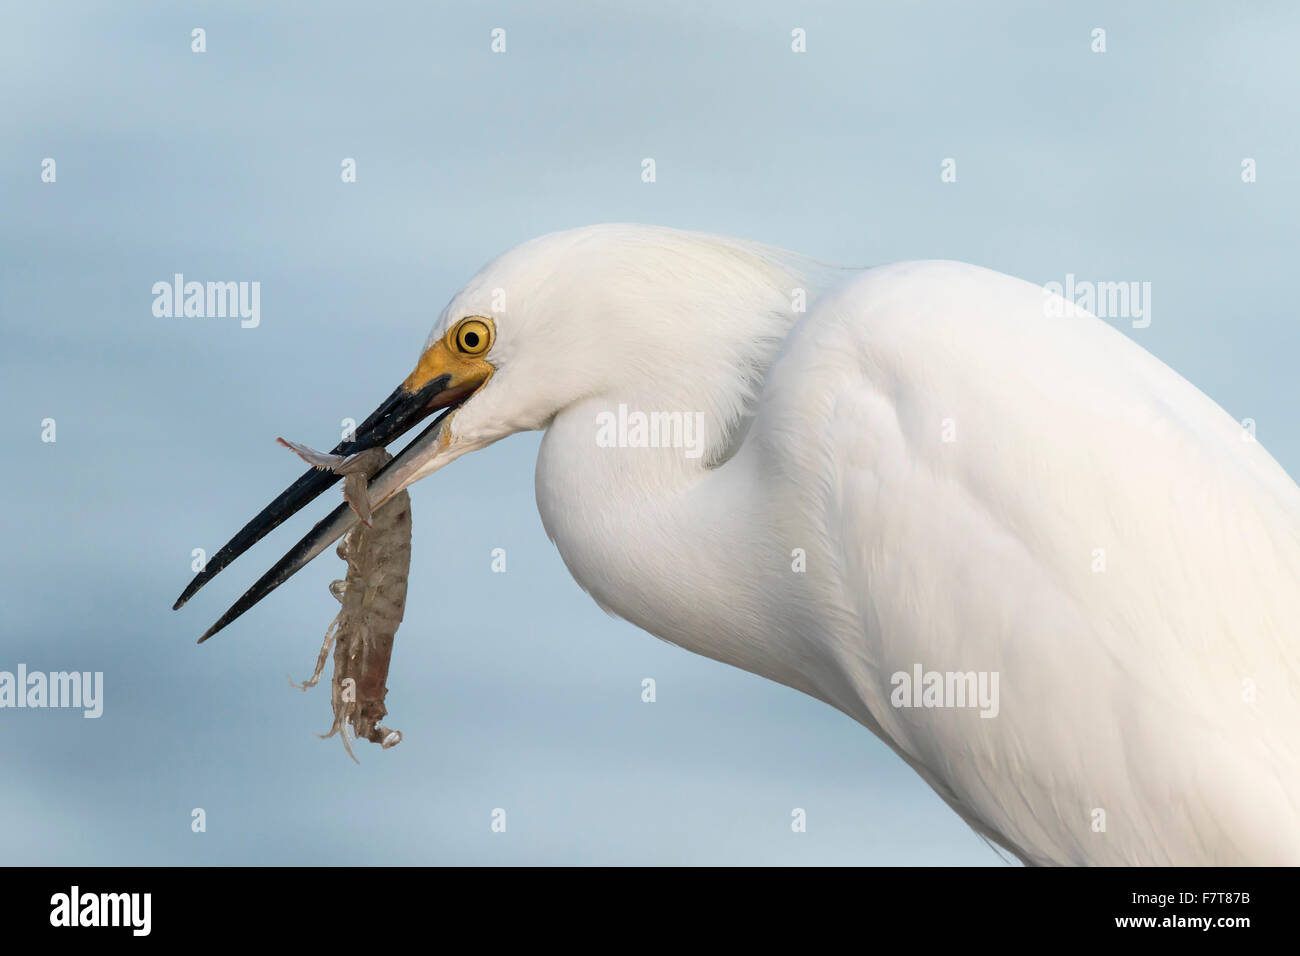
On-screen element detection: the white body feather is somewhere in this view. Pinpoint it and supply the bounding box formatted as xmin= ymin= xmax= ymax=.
xmin=426 ymin=224 xmax=1300 ymax=865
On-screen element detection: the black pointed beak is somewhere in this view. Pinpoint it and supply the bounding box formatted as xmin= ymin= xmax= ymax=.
xmin=172 ymin=372 xmax=455 ymax=633
xmin=193 ymin=407 xmax=454 ymax=643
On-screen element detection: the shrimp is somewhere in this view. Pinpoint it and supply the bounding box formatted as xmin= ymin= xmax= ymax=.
xmin=279 ymin=437 xmax=411 ymax=762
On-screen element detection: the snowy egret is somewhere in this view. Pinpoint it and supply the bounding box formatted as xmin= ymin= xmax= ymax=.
xmin=174 ymin=224 xmax=1300 ymax=865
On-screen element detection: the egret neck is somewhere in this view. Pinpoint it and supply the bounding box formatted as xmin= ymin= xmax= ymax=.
xmin=532 ymin=243 xmax=856 ymax=712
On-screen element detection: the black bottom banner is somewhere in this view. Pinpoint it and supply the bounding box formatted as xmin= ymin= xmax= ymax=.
xmin=0 ymin=865 xmax=1283 ymax=942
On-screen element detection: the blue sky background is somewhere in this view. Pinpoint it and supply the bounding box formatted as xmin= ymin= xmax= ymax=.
xmin=2 ymin=1 xmax=1297 ymax=865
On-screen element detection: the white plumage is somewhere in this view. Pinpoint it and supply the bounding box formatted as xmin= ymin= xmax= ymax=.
xmin=430 ymin=224 xmax=1300 ymax=865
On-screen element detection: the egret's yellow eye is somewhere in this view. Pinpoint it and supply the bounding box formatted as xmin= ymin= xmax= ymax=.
xmin=453 ymin=318 xmax=492 ymax=355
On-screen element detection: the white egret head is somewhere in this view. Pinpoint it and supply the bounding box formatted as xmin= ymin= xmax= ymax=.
xmin=405 ymin=224 xmax=811 ymax=476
